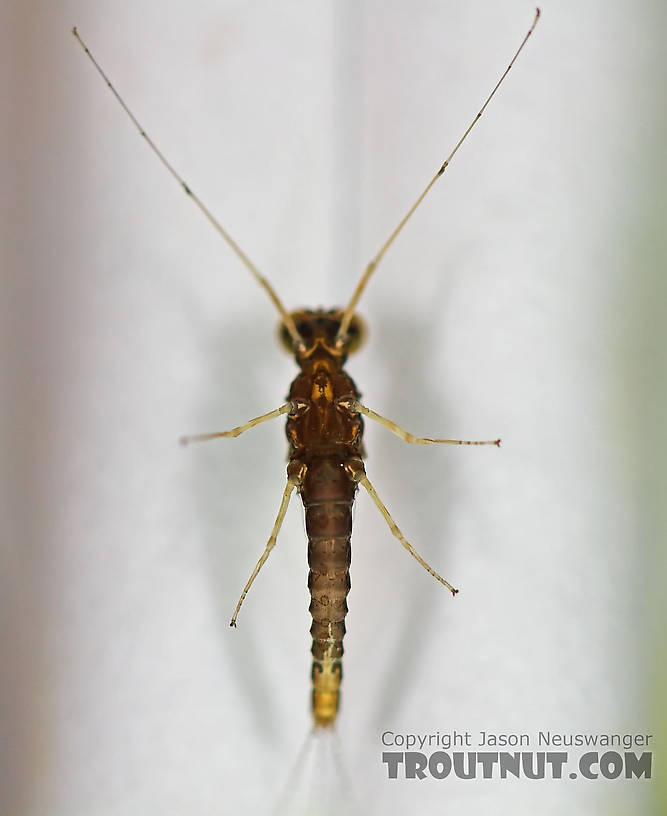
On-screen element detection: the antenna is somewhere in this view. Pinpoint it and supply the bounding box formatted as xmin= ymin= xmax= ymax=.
xmin=71 ymin=27 xmax=305 ymax=352
xmin=335 ymin=8 xmax=541 ymax=347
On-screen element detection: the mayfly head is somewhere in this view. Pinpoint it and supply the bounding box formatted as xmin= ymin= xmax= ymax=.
xmin=278 ymin=309 xmax=366 ymax=360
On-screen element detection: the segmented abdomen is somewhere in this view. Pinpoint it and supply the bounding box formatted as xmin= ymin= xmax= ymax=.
xmin=302 ymin=458 xmax=356 ymax=727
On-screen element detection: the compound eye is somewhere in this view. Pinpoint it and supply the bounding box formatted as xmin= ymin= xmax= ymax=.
xmin=344 ymin=314 xmax=366 ymax=354
xmin=277 ymin=313 xmax=313 ymax=353
xmin=296 ymin=320 xmax=314 ymax=342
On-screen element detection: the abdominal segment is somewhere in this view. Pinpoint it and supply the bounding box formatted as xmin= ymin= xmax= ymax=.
xmin=303 ymin=459 xmax=356 ymax=727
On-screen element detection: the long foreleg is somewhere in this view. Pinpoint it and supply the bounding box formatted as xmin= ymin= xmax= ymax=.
xmin=180 ymin=400 xmax=308 ymax=445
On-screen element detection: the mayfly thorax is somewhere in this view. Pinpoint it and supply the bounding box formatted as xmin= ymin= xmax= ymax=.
xmin=73 ymin=9 xmax=539 ymax=728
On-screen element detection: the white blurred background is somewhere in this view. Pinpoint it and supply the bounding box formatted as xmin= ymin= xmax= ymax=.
xmin=2 ymin=1 xmax=665 ymax=814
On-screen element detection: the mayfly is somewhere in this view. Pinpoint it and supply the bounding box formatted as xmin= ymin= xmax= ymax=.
xmin=73 ymin=9 xmax=539 ymax=728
